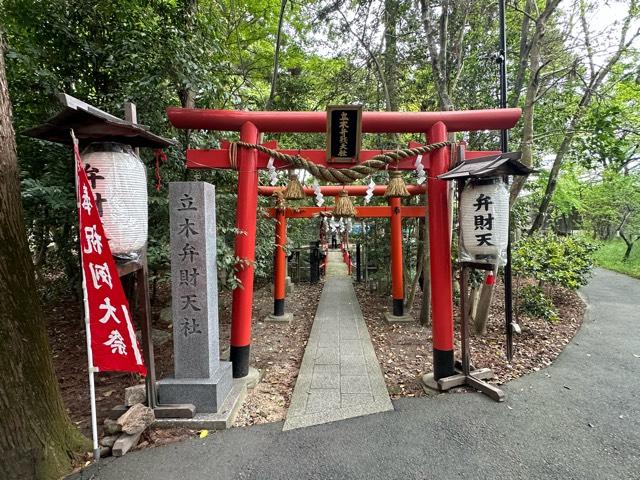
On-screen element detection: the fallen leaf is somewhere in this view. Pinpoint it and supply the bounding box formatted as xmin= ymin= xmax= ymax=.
xmin=199 ymin=430 xmax=209 ymax=438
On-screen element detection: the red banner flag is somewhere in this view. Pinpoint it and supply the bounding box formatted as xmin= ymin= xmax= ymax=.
xmin=74 ymin=140 xmax=147 ymax=376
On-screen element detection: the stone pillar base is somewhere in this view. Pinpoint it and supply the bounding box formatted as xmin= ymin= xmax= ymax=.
xmin=243 ymin=367 xmax=262 ymax=389
xmin=383 ymin=311 xmax=414 ymax=323
xmin=158 ymin=361 xmax=232 ymax=413
xmin=264 ymin=312 xmax=293 ymax=323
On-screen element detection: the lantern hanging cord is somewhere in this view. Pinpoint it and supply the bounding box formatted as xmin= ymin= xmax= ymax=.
xmin=229 ymin=140 xmax=452 ymax=184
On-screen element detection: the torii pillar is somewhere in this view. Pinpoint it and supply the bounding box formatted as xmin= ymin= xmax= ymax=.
xmin=427 ymin=121 xmax=455 ymax=379
xmin=230 ymin=122 xmax=259 ymax=377
xmin=265 ymin=206 xmax=292 ymax=323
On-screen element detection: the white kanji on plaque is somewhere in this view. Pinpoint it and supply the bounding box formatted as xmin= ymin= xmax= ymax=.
xmin=81 ymin=185 xmax=93 ymax=215
xmin=84 ymin=225 xmax=103 ymax=255
xmin=104 ymin=330 xmax=127 ymax=355
xmin=98 ymin=297 xmax=121 ymax=324
xmin=89 ymin=262 xmax=112 ymax=290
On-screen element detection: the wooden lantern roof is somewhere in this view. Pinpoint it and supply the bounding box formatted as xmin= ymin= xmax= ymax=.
xmin=438 ymin=152 xmax=533 ymax=180
xmin=23 ymin=93 xmax=175 ymax=148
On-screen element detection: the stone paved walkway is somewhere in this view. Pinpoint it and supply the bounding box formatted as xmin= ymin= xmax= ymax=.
xmin=283 ymin=252 xmax=392 ymax=430
xmin=324 ymin=249 xmax=348 ymax=277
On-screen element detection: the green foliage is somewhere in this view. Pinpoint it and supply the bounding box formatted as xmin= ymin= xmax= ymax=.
xmin=574 ymin=70 xmax=640 ymax=172
xmin=1 ymin=0 xmax=638 ymax=300
xmin=1 ymin=0 xmax=317 ymax=294
xmin=513 ymin=233 xmax=597 ymax=289
xmin=517 ymin=285 xmax=559 ymax=323
xmin=581 ymin=170 xmax=640 ymax=247
xmin=594 ymin=240 xmax=640 ymax=279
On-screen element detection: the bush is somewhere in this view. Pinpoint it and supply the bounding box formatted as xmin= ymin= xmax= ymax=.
xmin=517 ymin=285 xmax=559 ymax=323
xmin=512 ymin=233 xmax=597 ymax=289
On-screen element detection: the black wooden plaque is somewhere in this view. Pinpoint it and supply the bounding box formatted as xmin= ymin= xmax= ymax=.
xmin=326 ymin=105 xmax=362 ymax=163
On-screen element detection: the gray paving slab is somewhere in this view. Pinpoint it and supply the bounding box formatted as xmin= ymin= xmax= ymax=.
xmin=71 ymin=269 xmax=640 ymax=480
xmin=283 ymin=273 xmax=393 ymax=431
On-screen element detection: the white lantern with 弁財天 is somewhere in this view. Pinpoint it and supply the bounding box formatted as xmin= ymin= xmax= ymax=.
xmin=81 ymin=142 xmax=148 ymax=256
xmin=459 ymin=179 xmax=510 ymax=266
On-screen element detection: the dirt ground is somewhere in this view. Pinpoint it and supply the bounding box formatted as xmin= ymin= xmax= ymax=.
xmin=355 ymin=278 xmax=585 ymax=398
xmin=48 ymin=279 xmax=322 ymax=447
xmin=49 ymin=274 xmax=583 ymax=453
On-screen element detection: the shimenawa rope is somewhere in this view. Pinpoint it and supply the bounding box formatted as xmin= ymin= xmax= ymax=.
xmin=229 ymin=140 xmax=452 ymax=184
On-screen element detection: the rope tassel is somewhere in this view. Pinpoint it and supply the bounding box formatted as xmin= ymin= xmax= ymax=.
xmin=283 ymin=172 xmax=305 ymax=200
xmin=385 ymin=170 xmax=410 ymax=198
xmin=333 ymin=190 xmax=357 ymax=218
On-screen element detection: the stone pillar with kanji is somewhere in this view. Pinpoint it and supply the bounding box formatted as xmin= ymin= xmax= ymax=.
xmin=158 ymin=182 xmax=232 ymax=412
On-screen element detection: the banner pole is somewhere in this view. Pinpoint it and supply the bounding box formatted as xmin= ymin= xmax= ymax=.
xmin=72 ymin=130 xmax=101 ymax=461
xmin=86 ymin=342 xmax=100 ymax=461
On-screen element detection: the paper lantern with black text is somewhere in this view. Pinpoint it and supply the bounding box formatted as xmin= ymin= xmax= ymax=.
xmin=459 ymin=180 xmax=509 ymax=266
xmin=82 ymin=142 xmax=148 ymax=255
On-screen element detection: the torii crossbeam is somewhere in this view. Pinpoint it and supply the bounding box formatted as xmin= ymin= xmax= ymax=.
xmin=166 ymin=107 xmax=521 ymax=381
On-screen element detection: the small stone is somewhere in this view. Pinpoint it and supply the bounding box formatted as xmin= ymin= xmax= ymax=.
xmin=124 ymin=384 xmax=146 ymax=407
xmin=103 ymin=418 xmax=122 ymax=435
xmin=99 ymin=445 xmax=112 ymax=458
xmin=112 ymin=431 xmax=143 ymax=457
xmin=117 ymin=403 xmax=155 ymax=435
xmin=100 ymin=435 xmax=118 ymax=448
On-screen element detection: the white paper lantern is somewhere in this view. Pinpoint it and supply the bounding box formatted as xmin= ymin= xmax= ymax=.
xmin=460 ymin=180 xmax=509 ymax=266
xmin=82 ymin=143 xmax=148 ymax=255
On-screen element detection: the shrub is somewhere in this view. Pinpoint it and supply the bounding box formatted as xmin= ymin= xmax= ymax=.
xmin=517 ymin=285 xmax=559 ymax=323
xmin=512 ymin=233 xmax=597 ymax=289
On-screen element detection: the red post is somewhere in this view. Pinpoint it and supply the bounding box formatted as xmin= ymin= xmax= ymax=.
xmin=427 ymin=122 xmax=455 ymax=379
xmin=230 ymin=122 xmax=259 ymax=378
xmin=273 ymin=208 xmax=287 ymax=316
xmin=389 ymin=196 xmax=404 ymax=317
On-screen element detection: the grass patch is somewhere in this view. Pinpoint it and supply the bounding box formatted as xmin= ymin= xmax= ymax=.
xmin=594 ymin=239 xmax=640 ymax=279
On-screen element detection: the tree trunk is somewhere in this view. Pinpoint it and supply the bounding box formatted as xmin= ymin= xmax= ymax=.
xmin=619 ymin=230 xmax=635 ymax=261
xmin=473 ymin=268 xmax=496 ymax=336
xmin=384 ymin=0 xmax=400 ymax=112
xmin=510 ymin=0 xmax=561 ymax=204
xmin=406 ymin=220 xmax=424 ymax=313
xmin=177 ymin=0 xmax=198 ymax=156
xmin=419 ymin=204 xmax=432 ymax=326
xmin=0 ymin=39 xmax=89 ymax=480
xmin=265 ymin=0 xmax=287 ymax=110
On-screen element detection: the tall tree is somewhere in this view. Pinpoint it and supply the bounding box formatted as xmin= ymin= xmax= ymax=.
xmin=266 ymin=0 xmax=288 ymax=110
xmin=0 ymin=38 xmax=89 ymax=480
xmin=509 ymin=0 xmax=562 ymax=204
xmin=530 ymin=0 xmax=640 ymax=232
xmin=383 ymin=0 xmax=400 ymax=112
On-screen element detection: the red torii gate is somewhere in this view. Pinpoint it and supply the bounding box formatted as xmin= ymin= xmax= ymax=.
xmin=260 ymin=184 xmax=430 ymax=321
xmin=167 ymin=107 xmax=521 ymax=381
